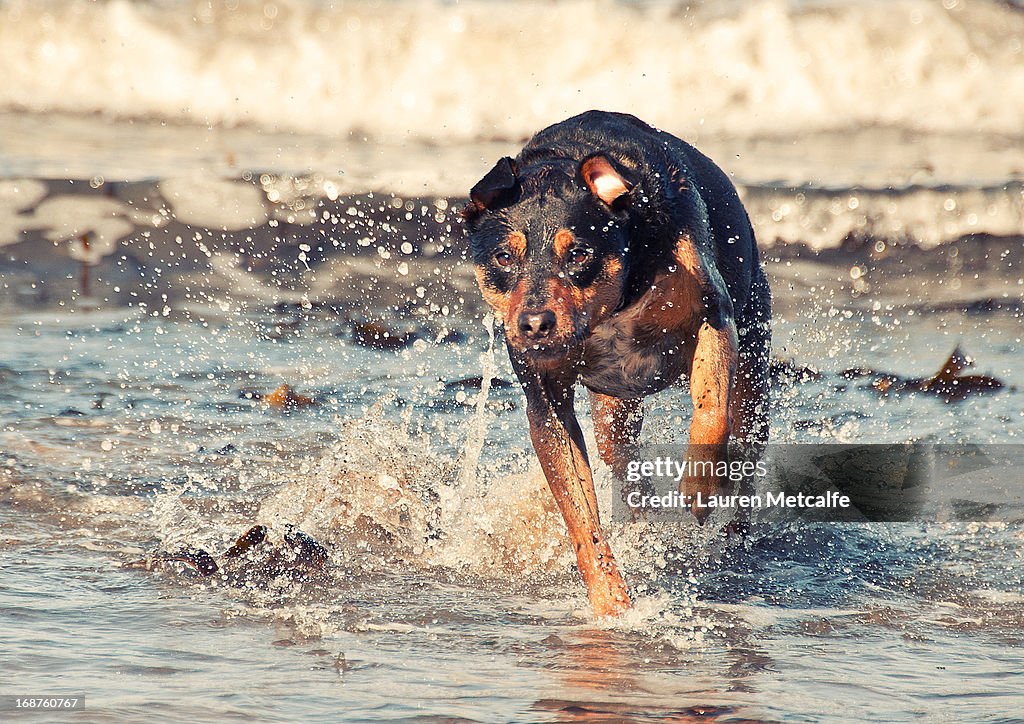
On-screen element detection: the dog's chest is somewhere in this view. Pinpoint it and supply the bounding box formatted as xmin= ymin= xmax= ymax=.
xmin=578 ymin=258 xmax=707 ymax=398
xmin=580 ymin=301 xmax=698 ymax=399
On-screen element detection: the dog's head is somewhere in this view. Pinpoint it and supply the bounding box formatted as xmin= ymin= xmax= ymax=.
xmin=463 ymin=154 xmax=635 ymax=364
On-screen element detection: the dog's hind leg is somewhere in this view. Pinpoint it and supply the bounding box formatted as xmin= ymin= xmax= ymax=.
xmin=732 ymin=277 xmax=772 ymax=445
xmin=590 ymin=392 xmax=653 ymax=516
xmin=589 ymin=392 xmax=644 ymax=483
xmin=731 ymin=323 xmax=770 ymax=444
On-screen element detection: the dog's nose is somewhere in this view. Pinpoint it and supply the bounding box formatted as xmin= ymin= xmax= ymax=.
xmin=518 ymin=310 xmax=557 ymax=341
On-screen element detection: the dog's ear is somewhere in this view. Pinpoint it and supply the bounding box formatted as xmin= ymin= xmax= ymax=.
xmin=580 ymin=155 xmax=631 ymax=207
xmin=465 ymin=157 xmax=518 ymax=219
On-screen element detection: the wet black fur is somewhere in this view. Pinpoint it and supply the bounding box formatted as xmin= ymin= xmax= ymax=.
xmin=467 ymin=155 xmax=631 ymax=312
xmin=465 ymin=110 xmax=769 ymax=331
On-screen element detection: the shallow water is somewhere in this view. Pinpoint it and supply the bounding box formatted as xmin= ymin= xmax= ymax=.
xmin=2 ymin=262 xmax=1023 ymax=721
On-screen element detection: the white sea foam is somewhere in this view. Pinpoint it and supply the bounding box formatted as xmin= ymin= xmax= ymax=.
xmin=159 ymin=176 xmax=269 ymax=230
xmin=1 ymin=0 xmax=1021 ymax=141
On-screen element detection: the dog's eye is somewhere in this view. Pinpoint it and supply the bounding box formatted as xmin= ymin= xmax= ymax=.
xmin=567 ymin=247 xmax=592 ymax=266
xmin=494 ymin=251 xmax=515 ymax=269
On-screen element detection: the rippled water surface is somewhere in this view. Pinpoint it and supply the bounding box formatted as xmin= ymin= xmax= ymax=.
xmin=2 ymin=264 xmax=1023 ymax=720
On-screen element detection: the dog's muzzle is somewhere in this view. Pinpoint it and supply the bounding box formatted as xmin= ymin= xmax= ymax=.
xmin=517 ymin=309 xmax=557 ymax=342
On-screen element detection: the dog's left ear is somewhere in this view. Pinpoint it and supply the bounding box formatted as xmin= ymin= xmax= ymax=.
xmin=581 ymin=155 xmax=631 ymax=207
xmin=466 ymin=156 xmax=518 ymax=217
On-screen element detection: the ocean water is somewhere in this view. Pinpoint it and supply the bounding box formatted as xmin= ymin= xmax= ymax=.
xmin=2 ymin=263 xmax=1024 ymax=722
xmin=2 ymin=0 xmax=1024 ymax=721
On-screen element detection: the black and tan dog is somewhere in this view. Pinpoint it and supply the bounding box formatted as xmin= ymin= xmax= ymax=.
xmin=464 ymin=111 xmax=771 ymax=615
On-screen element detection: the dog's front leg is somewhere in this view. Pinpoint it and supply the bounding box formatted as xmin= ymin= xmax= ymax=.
xmin=684 ymin=319 xmax=739 ymax=520
xmin=518 ymin=364 xmax=632 ymax=616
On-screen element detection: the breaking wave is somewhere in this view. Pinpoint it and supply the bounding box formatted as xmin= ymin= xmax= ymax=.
xmin=1 ymin=0 xmax=1022 ymax=141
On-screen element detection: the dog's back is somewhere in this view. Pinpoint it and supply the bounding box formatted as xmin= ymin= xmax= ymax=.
xmin=513 ymin=110 xmax=769 ymax=332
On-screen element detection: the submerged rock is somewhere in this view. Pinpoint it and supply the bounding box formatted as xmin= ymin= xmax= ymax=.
xmin=348 ymin=321 xmax=418 ymax=350
xmin=124 ymin=524 xmax=330 ymax=584
xmin=241 ymin=383 xmax=318 ymax=409
xmin=442 ymin=376 xmax=514 ymax=391
xmin=858 ymin=345 xmax=1008 ymax=401
xmin=769 ymin=359 xmax=823 ymax=384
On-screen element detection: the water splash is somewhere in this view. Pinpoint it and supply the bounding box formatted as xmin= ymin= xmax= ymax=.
xmin=457 ymin=312 xmax=497 ymax=495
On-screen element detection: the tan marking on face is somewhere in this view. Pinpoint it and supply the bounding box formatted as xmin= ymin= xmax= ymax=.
xmin=553 ymin=228 xmax=575 ymax=258
xmin=500 ymin=277 xmax=532 ymax=346
xmin=475 ymin=267 xmax=510 ymax=318
xmin=545 ymin=277 xmax=582 ymax=345
xmin=507 ymin=231 xmax=527 ymax=257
